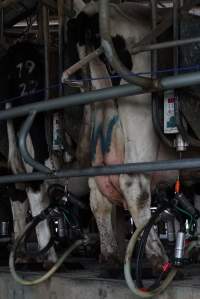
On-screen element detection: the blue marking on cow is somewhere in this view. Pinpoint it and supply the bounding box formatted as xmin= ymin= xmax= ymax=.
xmin=91 ymin=115 xmax=119 ymax=160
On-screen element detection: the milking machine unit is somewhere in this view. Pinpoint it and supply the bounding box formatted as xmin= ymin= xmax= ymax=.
xmin=124 ymin=177 xmax=200 ymax=297
xmin=9 ymin=182 xmax=98 ymax=285
xmin=123 ymin=1 xmax=200 ymax=298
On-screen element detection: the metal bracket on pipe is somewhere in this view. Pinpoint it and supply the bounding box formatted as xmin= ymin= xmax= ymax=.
xmin=18 ymin=111 xmax=51 ymax=174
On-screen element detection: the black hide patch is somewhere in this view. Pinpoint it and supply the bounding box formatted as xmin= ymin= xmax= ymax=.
xmin=0 ymin=42 xmax=49 ymax=164
xmin=67 ymin=12 xmax=133 ymax=86
xmin=137 ymin=190 xmax=149 ymax=210
xmin=0 ymin=42 xmax=49 ymax=191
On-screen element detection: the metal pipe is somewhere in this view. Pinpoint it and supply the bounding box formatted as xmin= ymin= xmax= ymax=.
xmin=99 ymin=0 xmax=157 ymax=89
xmin=173 ymin=0 xmax=179 ymax=75
xmin=0 ymin=7 xmax=4 ymax=42
xmin=151 ymin=1 xmax=173 ymax=147
xmin=43 ymin=5 xmax=50 ymax=100
xmin=131 ymin=36 xmax=200 ymax=55
xmin=42 ymin=5 xmax=52 ymax=152
xmin=62 ymin=47 xmax=103 ymax=82
xmin=0 ymin=157 xmax=200 ymax=184
xmin=58 ymin=0 xmax=64 ymax=97
xmin=18 ymin=112 xmax=51 ymax=174
xmin=0 ymin=0 xmax=15 ymax=9
xmin=129 ymin=0 xmax=197 ymax=54
xmin=151 ymin=0 xmax=157 ymax=76
xmin=150 ymin=0 xmax=174 ymax=148
xmin=1 ymin=70 xmax=200 ymax=121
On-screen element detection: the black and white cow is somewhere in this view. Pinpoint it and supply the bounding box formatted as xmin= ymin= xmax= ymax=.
xmin=0 ymin=41 xmax=89 ymax=264
xmin=63 ymin=0 xmax=200 ymax=269
xmin=0 ymin=42 xmax=57 ymax=263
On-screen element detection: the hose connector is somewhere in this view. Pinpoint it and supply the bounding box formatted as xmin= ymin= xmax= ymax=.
xmin=174 ymin=231 xmax=185 ymax=267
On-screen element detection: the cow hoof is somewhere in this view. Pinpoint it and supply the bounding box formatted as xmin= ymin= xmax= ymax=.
xmin=148 ymin=254 xmax=166 ymax=274
xmin=15 ymin=256 xmax=38 ymax=264
xmin=99 ymin=253 xmax=122 ymax=265
xmin=98 ymin=266 xmax=123 ymax=279
xmin=42 ymin=260 xmax=55 ymax=270
xmin=98 ymin=260 xmax=123 ymax=279
xmin=98 ymin=254 xmax=123 ymax=279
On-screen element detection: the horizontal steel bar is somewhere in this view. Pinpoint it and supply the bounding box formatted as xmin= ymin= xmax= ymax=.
xmin=1 ymin=71 xmax=200 ymax=121
xmin=131 ymin=36 xmax=200 ymax=55
xmin=0 ymin=158 xmax=200 ymax=184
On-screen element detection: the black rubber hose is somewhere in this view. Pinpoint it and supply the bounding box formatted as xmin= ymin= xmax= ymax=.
xmin=136 ymin=205 xmax=185 ymax=290
xmin=47 ymin=183 xmax=87 ymax=210
xmin=24 ymin=233 xmax=54 ymax=258
xmin=23 ymin=209 xmax=54 ymax=257
xmin=175 ymin=94 xmax=200 ymax=147
xmin=135 ymin=205 xmax=166 ymax=289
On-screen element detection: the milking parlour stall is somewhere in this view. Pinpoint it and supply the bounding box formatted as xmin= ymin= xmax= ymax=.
xmin=0 ymin=0 xmax=200 ymax=298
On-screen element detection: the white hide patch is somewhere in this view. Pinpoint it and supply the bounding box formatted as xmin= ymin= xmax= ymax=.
xmin=11 ymin=200 xmax=28 ymax=239
xmin=26 ymin=186 xmax=57 ymax=263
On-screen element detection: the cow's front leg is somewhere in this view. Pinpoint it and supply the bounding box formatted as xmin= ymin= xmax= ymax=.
xmin=7 ymin=115 xmax=28 ymax=241
xmin=10 ymin=199 xmax=28 ymax=240
xmin=120 ymin=173 xmax=167 ymax=270
xmin=89 ymin=178 xmax=120 ymax=265
xmin=27 ymin=183 xmax=57 ymax=264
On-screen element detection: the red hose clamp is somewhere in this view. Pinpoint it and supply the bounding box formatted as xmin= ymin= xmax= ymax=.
xmin=162 ymin=262 xmax=172 ymax=273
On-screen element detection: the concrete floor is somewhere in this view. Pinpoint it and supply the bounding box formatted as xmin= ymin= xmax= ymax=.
xmin=0 ymin=263 xmax=199 ymax=299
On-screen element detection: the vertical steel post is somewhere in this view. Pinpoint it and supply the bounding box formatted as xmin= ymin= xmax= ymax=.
xmin=173 ymin=0 xmax=188 ymax=149
xmin=150 ymin=0 xmax=173 ymax=147
xmin=173 ymin=0 xmax=179 ymax=74
xmin=151 ymin=0 xmax=157 ymax=77
xmin=58 ymin=0 xmax=64 ymax=97
xmin=42 ymin=4 xmax=52 ymax=153
xmin=0 ymin=7 xmax=3 ymax=43
xmin=43 ymin=5 xmax=50 ymax=100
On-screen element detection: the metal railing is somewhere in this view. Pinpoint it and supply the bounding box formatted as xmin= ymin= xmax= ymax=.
xmin=0 ymin=0 xmax=200 ymax=184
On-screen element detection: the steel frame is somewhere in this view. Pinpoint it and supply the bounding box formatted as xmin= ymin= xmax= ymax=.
xmin=0 ymin=0 xmax=200 ymax=184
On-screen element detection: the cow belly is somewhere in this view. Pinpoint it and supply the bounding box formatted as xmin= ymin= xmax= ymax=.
xmin=94 ymin=123 xmax=125 ymax=205
xmin=95 ymin=175 xmax=123 ymax=205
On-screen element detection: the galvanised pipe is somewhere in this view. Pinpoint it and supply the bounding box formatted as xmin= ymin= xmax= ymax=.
xmin=131 ymin=36 xmax=200 ymax=55
xmin=173 ymin=0 xmax=179 ymax=75
xmin=0 ymin=158 xmax=200 ymax=184
xmin=150 ymin=0 xmax=173 ymax=147
xmin=18 ymin=112 xmax=51 ymax=173
xmin=1 ymin=70 xmax=200 ymax=121
xmin=150 ymin=0 xmax=158 ymax=76
xmin=99 ymin=0 xmax=156 ymax=89
xmin=0 ymin=0 xmax=15 ymax=9
xmin=62 ymin=47 xmax=103 ymax=82
xmin=129 ymin=0 xmax=198 ymax=54
xmin=58 ymin=0 xmax=64 ymax=97
xmin=43 ymin=5 xmax=50 ymax=100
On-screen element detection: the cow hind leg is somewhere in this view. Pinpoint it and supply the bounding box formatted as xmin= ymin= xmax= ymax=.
xmin=11 ymin=200 xmax=28 ymax=240
xmin=120 ymin=174 xmax=167 ymax=270
xmin=27 ymin=184 xmax=57 ymax=264
xmin=89 ymin=178 xmax=120 ymax=266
